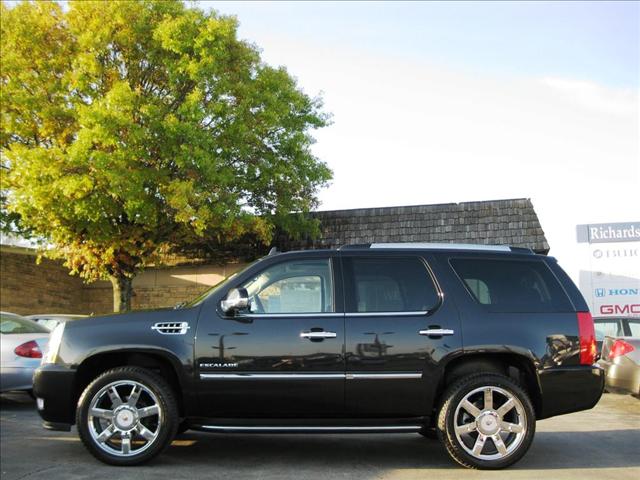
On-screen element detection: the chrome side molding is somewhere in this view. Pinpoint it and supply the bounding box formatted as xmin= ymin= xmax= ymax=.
xmin=200 ymin=373 xmax=344 ymax=380
xmin=200 ymin=372 xmax=423 ymax=380
xmin=345 ymin=373 xmax=422 ymax=380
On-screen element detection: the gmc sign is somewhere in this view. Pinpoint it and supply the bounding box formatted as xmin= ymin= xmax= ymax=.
xmin=600 ymin=304 xmax=640 ymax=315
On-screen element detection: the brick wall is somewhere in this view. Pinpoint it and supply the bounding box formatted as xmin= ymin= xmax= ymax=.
xmin=1 ymin=245 xmax=247 ymax=316
xmin=0 ymin=246 xmax=87 ymax=315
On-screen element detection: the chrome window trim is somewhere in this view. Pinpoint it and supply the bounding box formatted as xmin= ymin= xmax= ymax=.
xmin=236 ymin=311 xmax=429 ymax=318
xmin=197 ymin=425 xmax=422 ymax=432
xmin=238 ymin=312 xmax=344 ymax=319
xmin=345 ymin=311 xmax=428 ymax=317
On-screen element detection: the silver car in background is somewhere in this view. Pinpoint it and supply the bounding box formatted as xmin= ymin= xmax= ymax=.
xmin=594 ymin=316 xmax=640 ymax=354
xmin=27 ymin=313 xmax=86 ymax=331
xmin=0 ymin=312 xmax=50 ymax=393
xmin=598 ymin=335 xmax=640 ymax=397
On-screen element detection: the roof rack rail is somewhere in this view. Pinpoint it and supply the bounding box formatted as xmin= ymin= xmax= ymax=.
xmin=370 ymin=243 xmax=512 ymax=252
xmin=508 ymin=246 xmax=535 ymax=254
xmin=338 ymin=244 xmax=371 ymax=250
xmin=336 ymin=242 xmax=535 ymax=253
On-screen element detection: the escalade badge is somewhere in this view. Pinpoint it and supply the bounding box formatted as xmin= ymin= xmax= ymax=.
xmin=200 ymin=362 xmax=239 ymax=368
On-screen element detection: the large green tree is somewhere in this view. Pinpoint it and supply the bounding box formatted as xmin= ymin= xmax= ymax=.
xmin=1 ymin=1 xmax=331 ymax=312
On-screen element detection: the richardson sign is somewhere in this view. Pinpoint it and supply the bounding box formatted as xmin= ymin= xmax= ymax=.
xmin=577 ymin=222 xmax=640 ymax=244
xmin=577 ymin=221 xmax=640 ymax=318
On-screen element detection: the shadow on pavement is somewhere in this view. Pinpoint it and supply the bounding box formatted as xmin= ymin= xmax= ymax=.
xmin=155 ymin=427 xmax=640 ymax=471
xmin=0 ymin=392 xmax=35 ymax=408
xmin=2 ymin=391 xmax=639 ymax=475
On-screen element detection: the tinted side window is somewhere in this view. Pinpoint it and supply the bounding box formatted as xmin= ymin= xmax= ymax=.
xmin=242 ymin=259 xmax=333 ymax=314
xmin=450 ymin=258 xmax=573 ymax=313
xmin=344 ymin=257 xmax=439 ymax=312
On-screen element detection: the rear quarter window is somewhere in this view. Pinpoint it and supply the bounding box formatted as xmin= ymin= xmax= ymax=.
xmin=450 ymin=258 xmax=573 ymax=313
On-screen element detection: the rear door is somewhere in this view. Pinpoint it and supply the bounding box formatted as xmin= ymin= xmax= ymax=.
xmin=342 ymin=251 xmax=462 ymax=416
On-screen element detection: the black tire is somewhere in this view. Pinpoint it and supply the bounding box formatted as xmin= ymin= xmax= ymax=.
xmin=437 ymin=373 xmax=536 ymax=470
xmin=76 ymin=366 xmax=179 ymax=466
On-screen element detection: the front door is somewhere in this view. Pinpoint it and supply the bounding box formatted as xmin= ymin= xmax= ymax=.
xmin=342 ymin=252 xmax=462 ymax=416
xmin=195 ymin=254 xmax=345 ymax=418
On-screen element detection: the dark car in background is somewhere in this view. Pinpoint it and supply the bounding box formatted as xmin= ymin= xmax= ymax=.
xmin=34 ymin=243 xmax=603 ymax=469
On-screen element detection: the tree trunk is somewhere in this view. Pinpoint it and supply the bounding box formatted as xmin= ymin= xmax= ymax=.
xmin=110 ymin=274 xmax=133 ymax=313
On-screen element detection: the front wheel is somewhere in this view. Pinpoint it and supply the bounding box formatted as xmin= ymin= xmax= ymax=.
xmin=76 ymin=367 xmax=178 ymax=466
xmin=437 ymin=373 xmax=535 ymax=469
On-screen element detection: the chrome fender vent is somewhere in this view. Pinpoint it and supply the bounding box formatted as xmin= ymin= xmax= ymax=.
xmin=151 ymin=322 xmax=190 ymax=335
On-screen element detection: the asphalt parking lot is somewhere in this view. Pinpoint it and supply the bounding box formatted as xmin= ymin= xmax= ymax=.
xmin=1 ymin=392 xmax=639 ymax=480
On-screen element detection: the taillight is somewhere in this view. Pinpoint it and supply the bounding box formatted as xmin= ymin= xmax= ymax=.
xmin=14 ymin=340 xmax=42 ymax=359
xmin=609 ymin=339 xmax=635 ymax=359
xmin=577 ymin=312 xmax=596 ymax=365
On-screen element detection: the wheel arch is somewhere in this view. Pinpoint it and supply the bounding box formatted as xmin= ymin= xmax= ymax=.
xmin=438 ymin=352 xmax=542 ymax=418
xmin=74 ymin=348 xmax=186 ymax=417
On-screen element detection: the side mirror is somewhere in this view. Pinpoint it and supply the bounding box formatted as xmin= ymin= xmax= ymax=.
xmin=220 ymin=287 xmax=250 ymax=314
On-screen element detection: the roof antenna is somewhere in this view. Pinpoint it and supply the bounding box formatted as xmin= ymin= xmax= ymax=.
xmin=268 ymin=246 xmax=279 ymax=256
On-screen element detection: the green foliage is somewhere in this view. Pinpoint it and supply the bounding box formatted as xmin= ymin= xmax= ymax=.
xmin=1 ymin=0 xmax=331 ymax=307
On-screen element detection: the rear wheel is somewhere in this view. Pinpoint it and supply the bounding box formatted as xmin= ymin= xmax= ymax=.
xmin=437 ymin=373 xmax=535 ymax=469
xmin=76 ymin=367 xmax=178 ymax=466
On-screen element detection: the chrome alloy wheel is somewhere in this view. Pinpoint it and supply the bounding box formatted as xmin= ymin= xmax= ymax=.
xmin=87 ymin=380 xmax=162 ymax=457
xmin=453 ymin=386 xmax=527 ymax=461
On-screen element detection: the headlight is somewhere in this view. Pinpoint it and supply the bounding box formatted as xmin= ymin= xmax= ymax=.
xmin=43 ymin=322 xmax=65 ymax=364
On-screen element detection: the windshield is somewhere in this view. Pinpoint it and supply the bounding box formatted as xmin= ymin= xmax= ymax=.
xmin=185 ymin=258 xmax=264 ymax=307
xmin=1 ymin=313 xmax=50 ymax=334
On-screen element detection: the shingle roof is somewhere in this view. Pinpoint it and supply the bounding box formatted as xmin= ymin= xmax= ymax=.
xmin=277 ymin=198 xmax=549 ymax=254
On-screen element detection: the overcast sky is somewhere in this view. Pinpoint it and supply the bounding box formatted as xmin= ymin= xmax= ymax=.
xmin=211 ymin=0 xmax=639 ymax=281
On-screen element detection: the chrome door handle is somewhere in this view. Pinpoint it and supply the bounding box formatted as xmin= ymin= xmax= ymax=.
xmin=300 ymin=331 xmax=337 ymax=339
xmin=419 ymin=328 xmax=455 ymax=337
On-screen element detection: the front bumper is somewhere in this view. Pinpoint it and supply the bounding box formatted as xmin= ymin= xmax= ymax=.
xmin=33 ymin=364 xmax=77 ymax=430
xmin=537 ymin=365 xmax=604 ymax=419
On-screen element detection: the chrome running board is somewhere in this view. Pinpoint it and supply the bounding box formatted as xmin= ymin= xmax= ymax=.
xmin=193 ymin=425 xmax=423 ymax=433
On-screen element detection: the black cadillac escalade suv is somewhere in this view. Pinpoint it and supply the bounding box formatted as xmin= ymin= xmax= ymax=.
xmin=34 ymin=243 xmax=603 ymax=469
